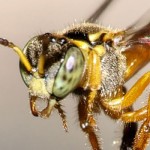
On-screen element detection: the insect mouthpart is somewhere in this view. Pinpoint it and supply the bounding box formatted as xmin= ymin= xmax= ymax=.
xmin=28 ymin=72 xmax=57 ymax=118
xmin=28 ymin=72 xmax=51 ymax=99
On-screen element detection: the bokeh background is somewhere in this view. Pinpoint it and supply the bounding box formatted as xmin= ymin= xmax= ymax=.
xmin=0 ymin=0 xmax=149 ymax=150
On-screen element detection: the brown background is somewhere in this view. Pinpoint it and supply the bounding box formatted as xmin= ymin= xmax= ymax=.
xmin=0 ymin=0 xmax=150 ymax=150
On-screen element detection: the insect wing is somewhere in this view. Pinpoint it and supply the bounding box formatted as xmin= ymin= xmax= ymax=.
xmin=125 ymin=9 xmax=150 ymax=43
xmin=122 ymin=10 xmax=150 ymax=80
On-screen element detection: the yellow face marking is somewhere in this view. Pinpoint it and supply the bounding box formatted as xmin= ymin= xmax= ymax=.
xmin=29 ymin=72 xmax=50 ymax=98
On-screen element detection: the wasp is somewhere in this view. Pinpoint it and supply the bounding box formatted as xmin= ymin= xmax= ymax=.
xmin=0 ymin=1 xmax=150 ymax=150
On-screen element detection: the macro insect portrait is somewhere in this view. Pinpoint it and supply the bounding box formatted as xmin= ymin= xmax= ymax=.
xmin=0 ymin=0 xmax=150 ymax=150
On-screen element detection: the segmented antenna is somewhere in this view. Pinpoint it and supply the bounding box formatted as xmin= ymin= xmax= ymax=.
xmin=0 ymin=38 xmax=32 ymax=72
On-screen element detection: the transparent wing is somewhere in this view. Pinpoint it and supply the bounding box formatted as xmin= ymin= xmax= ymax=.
xmin=125 ymin=9 xmax=150 ymax=42
xmin=86 ymin=0 xmax=114 ymax=23
xmin=122 ymin=10 xmax=150 ymax=81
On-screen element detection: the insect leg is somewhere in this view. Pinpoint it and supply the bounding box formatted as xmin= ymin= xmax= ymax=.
xmin=120 ymin=110 xmax=138 ymax=150
xmin=120 ymin=123 xmax=137 ymax=150
xmin=132 ymin=95 xmax=150 ymax=150
xmin=86 ymin=90 xmax=98 ymax=127
xmin=100 ymin=86 xmax=124 ymax=119
xmin=121 ymin=71 xmax=150 ymax=109
xmin=101 ymin=72 xmax=149 ymax=149
xmin=100 ymin=94 xmax=137 ymax=150
xmin=78 ymin=94 xmax=101 ymax=150
xmin=120 ymin=99 xmax=150 ymax=149
xmin=101 ymin=72 xmax=150 ymax=111
xmin=121 ymin=106 xmax=148 ymax=122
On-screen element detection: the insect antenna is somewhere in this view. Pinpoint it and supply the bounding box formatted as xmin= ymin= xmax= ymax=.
xmin=0 ymin=38 xmax=33 ymax=73
xmin=37 ymin=53 xmax=45 ymax=77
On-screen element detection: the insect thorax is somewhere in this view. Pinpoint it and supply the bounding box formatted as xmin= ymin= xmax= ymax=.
xmin=61 ymin=23 xmax=126 ymax=98
xmin=100 ymin=47 xmax=126 ymax=97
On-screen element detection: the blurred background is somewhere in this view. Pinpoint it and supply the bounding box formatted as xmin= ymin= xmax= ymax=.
xmin=0 ymin=0 xmax=149 ymax=149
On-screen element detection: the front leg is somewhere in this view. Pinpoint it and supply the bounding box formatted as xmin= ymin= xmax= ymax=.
xmin=78 ymin=94 xmax=101 ymax=150
xmin=87 ymin=90 xmax=98 ymax=127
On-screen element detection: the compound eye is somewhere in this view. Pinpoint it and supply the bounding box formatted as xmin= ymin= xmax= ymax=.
xmin=52 ymin=46 xmax=85 ymax=98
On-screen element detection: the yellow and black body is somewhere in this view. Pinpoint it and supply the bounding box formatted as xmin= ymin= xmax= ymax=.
xmin=0 ymin=20 xmax=150 ymax=150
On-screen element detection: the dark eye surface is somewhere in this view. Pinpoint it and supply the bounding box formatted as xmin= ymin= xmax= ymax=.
xmin=52 ymin=46 xmax=85 ymax=98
